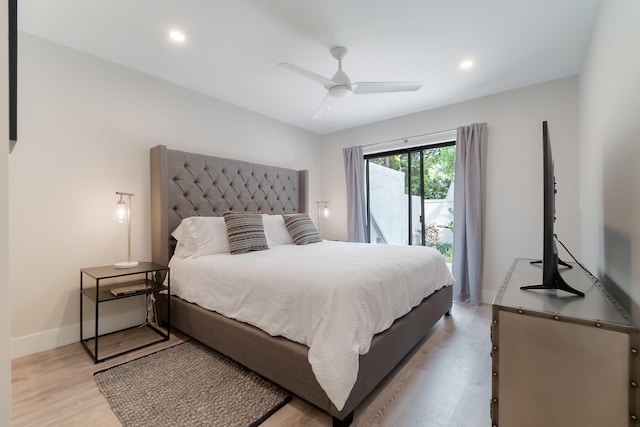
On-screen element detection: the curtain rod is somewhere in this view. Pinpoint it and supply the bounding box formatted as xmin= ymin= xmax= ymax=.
xmin=362 ymin=128 xmax=457 ymax=148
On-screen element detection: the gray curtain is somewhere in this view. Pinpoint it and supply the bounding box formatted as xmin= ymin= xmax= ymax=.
xmin=343 ymin=146 xmax=367 ymax=242
xmin=452 ymin=123 xmax=487 ymax=305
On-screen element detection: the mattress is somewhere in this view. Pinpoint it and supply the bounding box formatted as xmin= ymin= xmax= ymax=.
xmin=168 ymin=240 xmax=454 ymax=410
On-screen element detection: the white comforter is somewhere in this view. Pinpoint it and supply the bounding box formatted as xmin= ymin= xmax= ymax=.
xmin=168 ymin=241 xmax=454 ymax=410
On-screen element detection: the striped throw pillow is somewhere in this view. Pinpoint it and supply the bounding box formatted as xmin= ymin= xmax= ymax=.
xmin=283 ymin=214 xmax=322 ymax=245
xmin=223 ymin=212 xmax=269 ymax=254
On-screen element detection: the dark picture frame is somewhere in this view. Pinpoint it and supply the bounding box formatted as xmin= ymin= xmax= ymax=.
xmin=9 ymin=0 xmax=17 ymax=142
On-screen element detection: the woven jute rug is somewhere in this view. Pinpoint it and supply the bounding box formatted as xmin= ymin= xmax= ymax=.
xmin=95 ymin=341 xmax=290 ymax=427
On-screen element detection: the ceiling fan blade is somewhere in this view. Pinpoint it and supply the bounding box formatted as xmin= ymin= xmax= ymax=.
xmin=312 ymin=94 xmax=338 ymax=120
xmin=279 ymin=63 xmax=335 ymax=88
xmin=352 ymin=81 xmax=423 ymax=94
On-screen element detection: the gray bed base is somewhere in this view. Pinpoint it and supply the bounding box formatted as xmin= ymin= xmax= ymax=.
xmin=157 ymin=287 xmax=451 ymax=424
xmin=150 ymin=145 xmax=452 ymax=425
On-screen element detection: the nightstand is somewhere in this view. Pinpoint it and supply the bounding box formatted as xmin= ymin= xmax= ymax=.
xmin=80 ymin=262 xmax=170 ymax=363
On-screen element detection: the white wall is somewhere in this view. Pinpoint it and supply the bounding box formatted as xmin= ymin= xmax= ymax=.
xmin=579 ymin=1 xmax=640 ymax=319
xmin=320 ymin=77 xmax=581 ymax=302
xmin=10 ymin=33 xmax=321 ymax=358
xmin=1 ymin=0 xmax=12 ymax=420
xmin=368 ymin=163 xmax=408 ymax=245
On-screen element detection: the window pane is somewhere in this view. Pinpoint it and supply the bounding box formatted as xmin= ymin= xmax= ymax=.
xmin=410 ymin=151 xmax=422 ymax=246
xmin=368 ymin=154 xmax=409 ymax=245
xmin=366 ymin=143 xmax=455 ymax=261
xmin=423 ymin=145 xmax=455 ymax=262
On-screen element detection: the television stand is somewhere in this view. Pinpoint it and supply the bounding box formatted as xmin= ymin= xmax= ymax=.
xmin=520 ymin=264 xmax=585 ymax=297
xmin=529 ymin=258 xmax=572 ymax=269
xmin=520 ymin=259 xmax=584 ymax=297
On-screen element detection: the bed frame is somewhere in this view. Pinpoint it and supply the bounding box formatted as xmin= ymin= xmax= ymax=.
xmin=150 ymin=145 xmax=452 ymax=426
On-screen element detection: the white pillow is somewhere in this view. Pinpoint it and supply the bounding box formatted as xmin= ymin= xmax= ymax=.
xmin=171 ymin=216 xmax=230 ymax=257
xmin=171 ymin=222 xmax=198 ymax=257
xmin=262 ymin=214 xmax=294 ymax=247
xmin=174 ymin=241 xmax=197 ymax=258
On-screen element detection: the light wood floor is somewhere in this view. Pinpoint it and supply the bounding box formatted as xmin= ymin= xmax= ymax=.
xmin=12 ymin=302 xmax=492 ymax=427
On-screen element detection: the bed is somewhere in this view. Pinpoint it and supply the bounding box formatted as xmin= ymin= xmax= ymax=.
xmin=150 ymin=145 xmax=453 ymax=426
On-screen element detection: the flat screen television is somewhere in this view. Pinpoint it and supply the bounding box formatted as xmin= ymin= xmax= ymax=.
xmin=520 ymin=121 xmax=584 ymax=297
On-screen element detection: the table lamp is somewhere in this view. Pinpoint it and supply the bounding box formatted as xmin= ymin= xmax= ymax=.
xmin=113 ymin=191 xmax=138 ymax=268
xmin=315 ymin=201 xmax=330 ymax=234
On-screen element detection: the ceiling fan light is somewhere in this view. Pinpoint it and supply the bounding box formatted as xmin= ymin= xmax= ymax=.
xmin=460 ymin=59 xmax=474 ymax=70
xmin=329 ymin=85 xmax=352 ymax=98
xmin=169 ymin=30 xmax=186 ymax=43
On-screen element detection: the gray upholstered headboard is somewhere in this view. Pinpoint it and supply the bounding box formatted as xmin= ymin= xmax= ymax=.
xmin=150 ymin=145 xmax=308 ymax=266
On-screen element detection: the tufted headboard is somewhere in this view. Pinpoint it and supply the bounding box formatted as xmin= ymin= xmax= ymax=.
xmin=150 ymin=145 xmax=308 ymax=266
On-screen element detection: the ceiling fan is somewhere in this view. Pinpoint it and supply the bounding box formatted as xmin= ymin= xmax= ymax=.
xmin=279 ymin=46 xmax=423 ymax=119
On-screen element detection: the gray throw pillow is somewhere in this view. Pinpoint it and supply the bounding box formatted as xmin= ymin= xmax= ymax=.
xmin=283 ymin=214 xmax=322 ymax=245
xmin=223 ymin=211 xmax=269 ymax=254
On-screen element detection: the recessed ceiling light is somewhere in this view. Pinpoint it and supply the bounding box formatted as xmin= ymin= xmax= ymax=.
xmin=460 ymin=60 xmax=474 ymax=70
xmin=169 ymin=30 xmax=186 ymax=43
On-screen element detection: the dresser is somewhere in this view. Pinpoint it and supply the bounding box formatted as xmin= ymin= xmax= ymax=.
xmin=491 ymin=258 xmax=639 ymax=427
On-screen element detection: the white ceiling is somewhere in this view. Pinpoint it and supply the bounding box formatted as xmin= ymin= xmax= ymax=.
xmin=19 ymin=0 xmax=601 ymax=135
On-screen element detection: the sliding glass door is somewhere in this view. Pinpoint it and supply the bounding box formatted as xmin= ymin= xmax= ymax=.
xmin=366 ymin=142 xmax=455 ymax=262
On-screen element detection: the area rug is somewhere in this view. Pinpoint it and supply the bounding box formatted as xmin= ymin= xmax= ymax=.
xmin=94 ymin=341 xmax=291 ymax=427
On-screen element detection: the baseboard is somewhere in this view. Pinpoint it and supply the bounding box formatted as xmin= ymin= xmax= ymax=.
xmin=482 ymin=290 xmax=498 ymax=305
xmin=13 ymin=291 xmax=499 ymax=359
xmin=11 ymin=309 xmax=146 ymax=360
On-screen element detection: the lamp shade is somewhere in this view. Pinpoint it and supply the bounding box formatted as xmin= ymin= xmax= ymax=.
xmin=321 ymin=203 xmax=330 ymax=219
xmin=114 ymin=192 xmax=138 ymax=268
xmin=315 ymin=201 xmax=330 ymax=235
xmin=112 ymin=199 xmax=128 ymax=223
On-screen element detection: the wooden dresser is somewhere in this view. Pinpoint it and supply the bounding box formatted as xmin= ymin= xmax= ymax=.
xmin=491 ymin=258 xmax=639 ymax=427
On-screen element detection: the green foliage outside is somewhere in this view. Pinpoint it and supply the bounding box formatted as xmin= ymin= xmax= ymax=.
xmin=369 ymin=145 xmax=456 ymax=199
xmin=424 ymin=222 xmax=453 ymax=263
xmin=436 ymin=242 xmax=453 ymax=263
